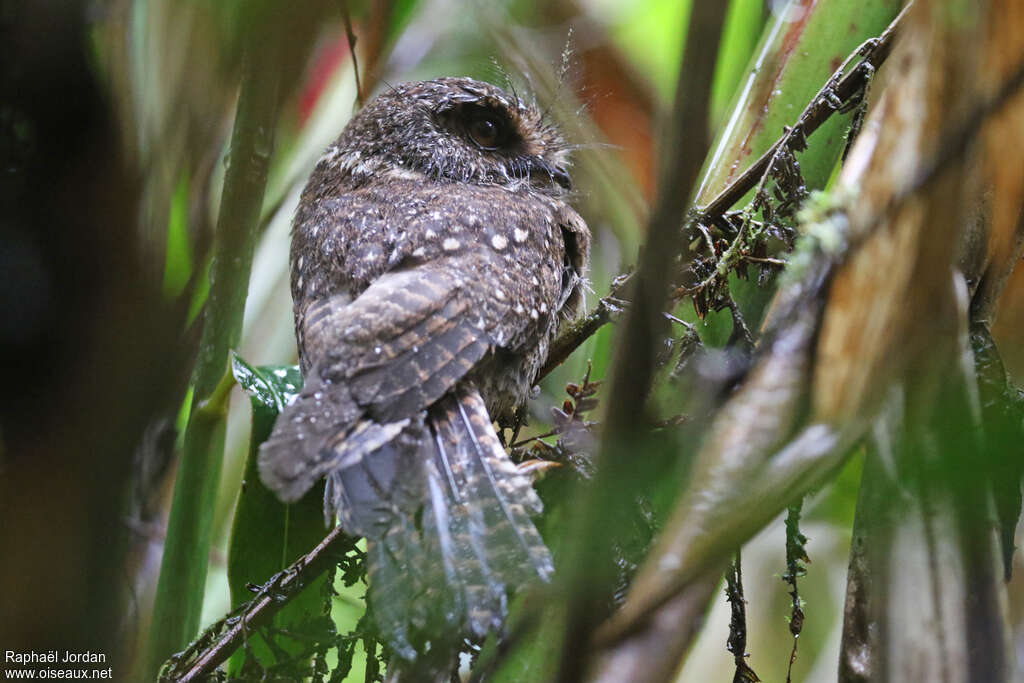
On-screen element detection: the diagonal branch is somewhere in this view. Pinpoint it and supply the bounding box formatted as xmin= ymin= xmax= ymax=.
xmin=536 ymin=272 xmax=632 ymax=381
xmin=540 ymin=6 xmax=910 ymax=375
xmin=699 ymin=4 xmax=910 ymax=219
xmin=158 ymin=525 xmax=357 ymax=683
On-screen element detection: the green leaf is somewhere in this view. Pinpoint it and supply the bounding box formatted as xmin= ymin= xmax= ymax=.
xmin=226 ymin=354 xmax=332 ymax=676
xmin=162 ymin=171 xmax=193 ymax=299
xmin=710 ymin=0 xmax=767 ymax=127
xmin=613 ymin=0 xmax=693 ymax=102
xmin=696 ymin=0 xmax=902 ymax=208
xmin=230 ymin=353 xmax=302 ymax=414
xmin=688 ymin=0 xmax=901 ymax=342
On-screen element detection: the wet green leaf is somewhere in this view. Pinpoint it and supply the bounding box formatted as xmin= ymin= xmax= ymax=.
xmin=230 ymin=353 xmax=301 ymax=414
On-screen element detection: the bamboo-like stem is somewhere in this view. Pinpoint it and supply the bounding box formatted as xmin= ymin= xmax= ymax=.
xmin=145 ymin=35 xmax=283 ymax=680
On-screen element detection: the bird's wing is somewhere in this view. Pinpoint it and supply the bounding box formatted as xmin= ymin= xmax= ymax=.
xmin=258 ymin=261 xmax=493 ymax=503
xmin=313 ymin=263 xmax=494 ymax=422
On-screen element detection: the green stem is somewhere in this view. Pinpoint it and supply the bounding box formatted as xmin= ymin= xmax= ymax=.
xmin=145 ymin=36 xmax=282 ymax=679
xmin=554 ymin=3 xmax=730 ymax=681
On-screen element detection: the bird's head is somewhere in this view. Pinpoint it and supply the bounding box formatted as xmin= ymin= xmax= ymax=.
xmin=321 ymin=77 xmax=572 ymax=197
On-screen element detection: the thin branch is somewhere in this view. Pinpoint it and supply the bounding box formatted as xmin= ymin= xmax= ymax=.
xmin=743 ymin=255 xmax=788 ymax=267
xmin=536 ymin=7 xmax=909 ymax=375
xmin=159 ymin=525 xmax=356 ymax=683
xmin=698 ymin=3 xmax=909 ymax=219
xmin=536 ymin=272 xmax=632 ymax=381
xmin=783 ymin=501 xmax=808 ymax=683
xmin=340 ymin=0 xmax=364 ymax=107
xmin=726 ymin=551 xmax=760 ymax=683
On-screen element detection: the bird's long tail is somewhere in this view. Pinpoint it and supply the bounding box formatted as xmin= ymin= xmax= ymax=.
xmin=355 ymin=383 xmax=553 ymax=666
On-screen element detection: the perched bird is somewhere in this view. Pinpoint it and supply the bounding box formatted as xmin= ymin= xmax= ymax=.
xmin=258 ymin=77 xmax=590 ymax=671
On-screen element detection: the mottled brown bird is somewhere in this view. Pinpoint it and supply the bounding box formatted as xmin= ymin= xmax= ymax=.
xmin=257 ymin=77 xmax=590 ymax=668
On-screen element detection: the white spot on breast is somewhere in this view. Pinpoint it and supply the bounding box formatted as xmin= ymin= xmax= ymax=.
xmin=540 ymin=302 xmax=548 ymax=313
xmin=530 ymin=308 xmax=539 ymax=320
xmin=513 ymin=228 xmax=529 ymax=243
xmin=514 ymin=303 xmax=525 ymax=314
xmin=491 ymin=234 xmax=508 ymax=250
xmin=443 ymin=237 xmax=460 ymax=252
xmin=495 ymin=289 xmax=506 ymax=301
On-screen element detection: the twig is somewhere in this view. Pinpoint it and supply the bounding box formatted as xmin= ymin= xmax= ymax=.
xmin=534 ymin=7 xmax=912 ymax=380
xmin=726 ymin=551 xmax=760 ymax=683
xmin=783 ymin=501 xmax=808 ymax=683
xmin=364 ymin=634 xmax=379 ymax=683
xmin=159 ymin=525 xmax=356 ymax=682
xmin=509 ymin=427 xmax=561 ymax=449
xmin=340 ymin=0 xmax=364 ymax=107
xmin=743 ymin=255 xmax=788 ymax=267
xmin=698 ymin=4 xmax=909 ymax=220
xmin=537 ymin=272 xmax=631 ymax=381
xmin=726 ymin=298 xmax=754 ymax=349
xmin=683 ymin=141 xmax=785 ymax=299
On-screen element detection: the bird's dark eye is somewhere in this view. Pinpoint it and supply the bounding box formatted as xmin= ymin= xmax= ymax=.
xmin=466 ymin=110 xmax=506 ymax=150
